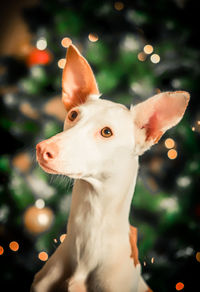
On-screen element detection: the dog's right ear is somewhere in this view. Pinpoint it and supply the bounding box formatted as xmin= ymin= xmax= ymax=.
xmin=62 ymin=44 xmax=100 ymax=111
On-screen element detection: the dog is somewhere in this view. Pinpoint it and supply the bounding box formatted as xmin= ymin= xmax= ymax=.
xmin=31 ymin=44 xmax=189 ymax=292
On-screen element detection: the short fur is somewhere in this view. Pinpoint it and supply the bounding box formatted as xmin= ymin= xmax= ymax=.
xmin=31 ymin=44 xmax=189 ymax=292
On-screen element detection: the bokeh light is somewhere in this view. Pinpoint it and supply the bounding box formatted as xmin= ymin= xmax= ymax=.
xmin=167 ymin=149 xmax=178 ymax=160
xmin=60 ymin=234 xmax=66 ymax=243
xmin=9 ymin=241 xmax=19 ymax=252
xmin=165 ymin=138 xmax=175 ymax=149
xmin=137 ymin=52 xmax=146 ymax=61
xmin=35 ymin=199 xmax=45 ymax=209
xmin=0 ymin=246 xmax=4 ymax=255
xmin=176 ymin=282 xmax=184 ymax=291
xmin=114 ymin=1 xmax=124 ymax=11
xmin=150 ymin=53 xmax=160 ymax=63
xmin=38 ymin=251 xmax=48 ymax=261
xmin=196 ymin=251 xmax=200 ymax=262
xmin=58 ymin=58 xmax=66 ymax=69
xmin=143 ymin=44 xmax=153 ymax=54
xmin=88 ymin=33 xmax=99 ymax=42
xmin=36 ymin=38 xmax=47 ymax=50
xmin=61 ymin=37 xmax=72 ymax=48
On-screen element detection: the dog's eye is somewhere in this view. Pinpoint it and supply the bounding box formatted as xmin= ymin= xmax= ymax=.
xmin=68 ymin=110 xmax=79 ymax=122
xmin=101 ymin=127 xmax=113 ymax=138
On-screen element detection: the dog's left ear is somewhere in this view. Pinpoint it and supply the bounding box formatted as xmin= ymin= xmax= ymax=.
xmin=62 ymin=44 xmax=99 ymax=111
xmin=131 ymin=91 xmax=190 ymax=155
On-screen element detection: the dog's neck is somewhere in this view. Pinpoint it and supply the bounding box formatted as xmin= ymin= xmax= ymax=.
xmin=67 ymin=155 xmax=139 ymax=234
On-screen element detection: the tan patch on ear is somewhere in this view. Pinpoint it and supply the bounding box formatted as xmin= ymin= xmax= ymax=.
xmin=129 ymin=225 xmax=139 ymax=266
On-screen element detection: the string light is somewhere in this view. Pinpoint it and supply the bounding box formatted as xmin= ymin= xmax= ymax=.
xmin=143 ymin=44 xmax=153 ymax=54
xmin=36 ymin=37 xmax=47 ymax=51
xmin=137 ymin=52 xmax=146 ymax=61
xmin=143 ymin=261 xmax=146 ymax=266
xmin=167 ymin=149 xmax=178 ymax=160
xmin=197 ymin=120 xmax=200 ymax=125
xmin=9 ymin=241 xmax=19 ymax=252
xmin=175 ymin=282 xmax=184 ymax=291
xmin=114 ymin=1 xmax=124 ymax=11
xmin=60 ymin=234 xmax=66 ymax=243
xmin=88 ymin=33 xmax=99 ymax=42
xmin=192 ymin=126 xmax=195 ymax=131
xmin=165 ymin=138 xmax=175 ymax=149
xmin=38 ymin=251 xmax=48 ymax=261
xmin=58 ymin=58 xmax=66 ymax=69
xmin=61 ymin=37 xmax=72 ymax=48
xmin=0 ymin=246 xmax=4 ymax=255
xmin=150 ymin=53 xmax=160 ymax=64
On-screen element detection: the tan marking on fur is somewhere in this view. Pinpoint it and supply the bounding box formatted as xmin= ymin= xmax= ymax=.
xmin=129 ymin=225 xmax=139 ymax=266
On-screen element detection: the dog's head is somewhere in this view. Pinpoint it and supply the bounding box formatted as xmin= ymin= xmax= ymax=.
xmin=36 ymin=45 xmax=189 ymax=181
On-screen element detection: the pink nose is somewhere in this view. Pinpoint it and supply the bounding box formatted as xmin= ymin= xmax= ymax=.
xmin=36 ymin=141 xmax=59 ymax=162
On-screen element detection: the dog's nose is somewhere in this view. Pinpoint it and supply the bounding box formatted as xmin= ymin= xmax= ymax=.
xmin=36 ymin=141 xmax=58 ymax=162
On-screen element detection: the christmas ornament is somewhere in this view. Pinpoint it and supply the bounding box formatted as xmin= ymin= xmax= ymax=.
xmin=26 ymin=48 xmax=52 ymax=67
xmin=23 ymin=205 xmax=54 ymax=234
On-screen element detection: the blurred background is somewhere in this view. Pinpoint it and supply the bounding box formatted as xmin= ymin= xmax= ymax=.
xmin=0 ymin=0 xmax=200 ymax=291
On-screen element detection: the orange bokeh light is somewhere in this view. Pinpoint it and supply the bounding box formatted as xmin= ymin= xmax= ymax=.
xmin=196 ymin=251 xmax=200 ymax=262
xmin=176 ymin=282 xmax=184 ymax=291
xmin=114 ymin=1 xmax=124 ymax=11
xmin=167 ymin=149 xmax=178 ymax=160
xmin=61 ymin=37 xmax=72 ymax=48
xmin=60 ymin=234 xmax=66 ymax=243
xmin=143 ymin=44 xmax=153 ymax=54
xmin=9 ymin=241 xmax=19 ymax=252
xmin=137 ymin=52 xmax=146 ymax=61
xmin=58 ymin=58 xmax=66 ymax=69
xmin=88 ymin=33 xmax=99 ymax=42
xmin=38 ymin=251 xmax=48 ymax=261
xmin=165 ymin=138 xmax=175 ymax=149
xmin=0 ymin=246 xmax=4 ymax=255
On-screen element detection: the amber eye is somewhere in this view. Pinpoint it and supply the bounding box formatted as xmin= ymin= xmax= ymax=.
xmin=100 ymin=127 xmax=113 ymax=138
xmin=68 ymin=110 xmax=78 ymax=121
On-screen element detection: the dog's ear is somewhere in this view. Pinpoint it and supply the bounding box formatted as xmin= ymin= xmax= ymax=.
xmin=62 ymin=44 xmax=99 ymax=111
xmin=131 ymin=91 xmax=190 ymax=155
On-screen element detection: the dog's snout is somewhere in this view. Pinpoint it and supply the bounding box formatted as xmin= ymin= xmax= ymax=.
xmin=36 ymin=141 xmax=59 ymax=162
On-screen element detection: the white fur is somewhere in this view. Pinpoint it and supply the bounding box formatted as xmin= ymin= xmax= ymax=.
xmin=31 ymin=97 xmax=149 ymax=292
xmin=32 ymin=89 xmax=188 ymax=291
xmin=32 ymin=42 xmax=189 ymax=291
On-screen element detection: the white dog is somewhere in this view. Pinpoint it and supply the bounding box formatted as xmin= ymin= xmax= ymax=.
xmin=31 ymin=44 xmax=190 ymax=292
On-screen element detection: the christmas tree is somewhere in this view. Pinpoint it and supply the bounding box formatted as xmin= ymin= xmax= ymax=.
xmin=0 ymin=0 xmax=199 ymax=291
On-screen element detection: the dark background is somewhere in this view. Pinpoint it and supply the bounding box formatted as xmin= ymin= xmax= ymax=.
xmin=0 ymin=0 xmax=200 ymax=291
